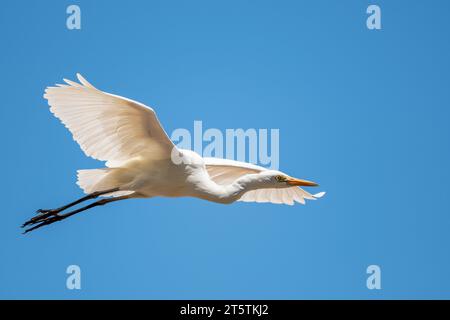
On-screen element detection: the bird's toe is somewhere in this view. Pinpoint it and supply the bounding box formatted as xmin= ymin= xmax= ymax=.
xmin=36 ymin=208 xmax=54 ymax=214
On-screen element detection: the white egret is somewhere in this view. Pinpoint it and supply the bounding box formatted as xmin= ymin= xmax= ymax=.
xmin=22 ymin=74 xmax=324 ymax=233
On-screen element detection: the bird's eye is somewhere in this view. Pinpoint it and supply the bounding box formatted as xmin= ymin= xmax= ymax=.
xmin=275 ymin=175 xmax=285 ymax=182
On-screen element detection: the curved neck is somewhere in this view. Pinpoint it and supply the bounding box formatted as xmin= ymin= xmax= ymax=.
xmin=194 ymin=174 xmax=261 ymax=204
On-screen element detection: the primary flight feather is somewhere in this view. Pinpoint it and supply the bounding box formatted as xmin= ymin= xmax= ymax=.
xmin=22 ymin=74 xmax=324 ymax=233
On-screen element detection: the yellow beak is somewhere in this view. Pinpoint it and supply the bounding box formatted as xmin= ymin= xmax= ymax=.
xmin=286 ymin=177 xmax=318 ymax=187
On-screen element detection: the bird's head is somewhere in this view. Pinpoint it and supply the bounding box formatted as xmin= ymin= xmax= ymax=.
xmin=255 ymin=171 xmax=319 ymax=189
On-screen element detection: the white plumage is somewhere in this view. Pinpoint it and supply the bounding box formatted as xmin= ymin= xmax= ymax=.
xmin=203 ymin=157 xmax=324 ymax=205
xmin=22 ymin=74 xmax=324 ymax=233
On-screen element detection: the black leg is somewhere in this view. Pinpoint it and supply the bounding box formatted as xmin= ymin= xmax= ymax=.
xmin=22 ymin=195 xmax=130 ymax=234
xmin=22 ymin=188 xmax=120 ymax=228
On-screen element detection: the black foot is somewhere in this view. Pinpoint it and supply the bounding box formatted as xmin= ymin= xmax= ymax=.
xmin=36 ymin=208 xmax=54 ymax=214
xmin=21 ymin=208 xmax=60 ymax=228
xmin=22 ymin=213 xmax=65 ymax=234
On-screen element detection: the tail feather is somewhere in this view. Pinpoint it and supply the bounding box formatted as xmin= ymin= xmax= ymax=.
xmin=76 ymin=168 xmax=134 ymax=197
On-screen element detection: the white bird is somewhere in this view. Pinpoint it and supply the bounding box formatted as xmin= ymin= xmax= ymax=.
xmin=22 ymin=74 xmax=324 ymax=233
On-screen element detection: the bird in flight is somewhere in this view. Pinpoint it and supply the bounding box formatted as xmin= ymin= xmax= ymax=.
xmin=22 ymin=74 xmax=324 ymax=233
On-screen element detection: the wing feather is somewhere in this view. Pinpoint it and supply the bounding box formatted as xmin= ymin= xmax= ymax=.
xmin=44 ymin=74 xmax=175 ymax=167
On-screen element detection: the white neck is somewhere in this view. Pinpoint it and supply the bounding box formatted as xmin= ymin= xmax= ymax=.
xmin=194 ymin=173 xmax=262 ymax=204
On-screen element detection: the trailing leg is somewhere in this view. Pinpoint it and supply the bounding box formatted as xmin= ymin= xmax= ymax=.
xmin=21 ymin=188 xmax=120 ymax=228
xmin=22 ymin=195 xmax=130 ymax=234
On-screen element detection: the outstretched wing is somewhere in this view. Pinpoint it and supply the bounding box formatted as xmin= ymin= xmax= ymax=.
xmin=238 ymin=187 xmax=325 ymax=206
xmin=44 ymin=74 xmax=175 ymax=167
xmin=203 ymin=158 xmax=325 ymax=206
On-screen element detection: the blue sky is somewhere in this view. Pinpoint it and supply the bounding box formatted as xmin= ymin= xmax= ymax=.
xmin=1 ymin=0 xmax=450 ymax=299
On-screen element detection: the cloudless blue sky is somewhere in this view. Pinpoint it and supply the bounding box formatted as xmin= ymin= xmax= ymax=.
xmin=1 ymin=0 xmax=450 ymax=299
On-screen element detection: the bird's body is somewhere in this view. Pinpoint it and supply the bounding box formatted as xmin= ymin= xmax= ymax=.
xmin=78 ymin=148 xmax=320 ymax=204
xmin=22 ymin=74 xmax=324 ymax=233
